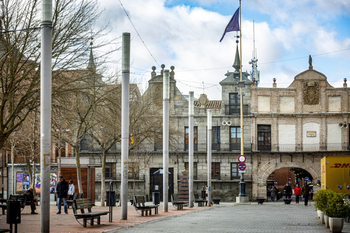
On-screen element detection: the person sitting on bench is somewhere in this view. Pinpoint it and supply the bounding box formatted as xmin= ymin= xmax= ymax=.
xmin=25 ymin=188 xmax=38 ymax=214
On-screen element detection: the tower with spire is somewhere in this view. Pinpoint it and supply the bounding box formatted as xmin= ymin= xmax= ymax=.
xmin=219 ymin=39 xmax=252 ymax=114
xmin=249 ymin=21 xmax=260 ymax=86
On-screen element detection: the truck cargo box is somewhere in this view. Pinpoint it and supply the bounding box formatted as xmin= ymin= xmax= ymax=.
xmin=321 ymin=156 xmax=350 ymax=194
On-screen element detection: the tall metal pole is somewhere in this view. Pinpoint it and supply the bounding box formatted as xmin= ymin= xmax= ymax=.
xmin=41 ymin=0 xmax=52 ymax=231
xmin=238 ymin=0 xmax=246 ymax=198
xmin=121 ymin=32 xmax=130 ymax=220
xmin=163 ymin=69 xmax=170 ymax=212
xmin=207 ymin=109 xmax=212 ymax=206
xmin=188 ymin=91 xmax=194 ymax=207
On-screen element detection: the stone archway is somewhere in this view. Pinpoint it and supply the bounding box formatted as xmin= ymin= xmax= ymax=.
xmin=252 ymin=153 xmax=322 ymax=199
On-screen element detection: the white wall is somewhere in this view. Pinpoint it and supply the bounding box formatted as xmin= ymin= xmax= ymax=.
xmin=328 ymin=96 xmax=341 ymax=112
xmin=280 ymin=97 xmax=295 ymax=113
xmin=327 ymin=124 xmax=342 ymax=151
xmin=278 ymin=125 xmax=295 ymax=151
xmin=303 ymin=123 xmax=320 ymax=151
xmin=258 ymin=96 xmax=270 ymax=112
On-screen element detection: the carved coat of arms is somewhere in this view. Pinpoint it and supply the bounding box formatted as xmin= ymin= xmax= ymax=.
xmin=303 ymin=82 xmax=319 ymax=105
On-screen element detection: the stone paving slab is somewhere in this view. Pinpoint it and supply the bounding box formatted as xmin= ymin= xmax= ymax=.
xmin=0 ymin=203 xmax=208 ymax=233
xmin=111 ymin=202 xmax=350 ymax=233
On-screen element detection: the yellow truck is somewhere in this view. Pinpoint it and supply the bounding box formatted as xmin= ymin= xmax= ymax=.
xmin=321 ymin=156 xmax=350 ymax=194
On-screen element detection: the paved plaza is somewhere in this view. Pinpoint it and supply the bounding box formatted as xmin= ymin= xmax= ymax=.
xmin=0 ymin=201 xmax=349 ymax=232
xmin=112 ymin=202 xmax=350 ymax=233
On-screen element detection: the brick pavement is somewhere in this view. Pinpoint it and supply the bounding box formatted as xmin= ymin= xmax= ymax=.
xmin=111 ymin=202 xmax=350 ymax=233
xmin=0 ymin=202 xmax=208 ymax=233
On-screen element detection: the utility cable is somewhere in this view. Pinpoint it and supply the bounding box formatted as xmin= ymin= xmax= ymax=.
xmin=118 ymin=0 xmax=160 ymax=67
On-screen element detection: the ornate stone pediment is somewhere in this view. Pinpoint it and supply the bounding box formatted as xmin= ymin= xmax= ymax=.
xmin=303 ymin=82 xmax=319 ymax=105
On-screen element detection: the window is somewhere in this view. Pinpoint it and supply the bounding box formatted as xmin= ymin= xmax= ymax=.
xmin=105 ymin=163 xmax=116 ymax=179
xmin=211 ymin=162 xmax=220 ymax=180
xmin=258 ymin=125 xmax=271 ymax=151
xmin=128 ymin=162 xmax=139 ymax=180
xmin=231 ymin=163 xmax=239 ymax=179
xmin=212 ymin=126 xmax=220 ymax=151
xmin=230 ymin=126 xmax=241 ymax=150
xmin=229 ymin=93 xmax=240 ymax=115
xmin=80 ymin=134 xmax=93 ymax=151
xmin=184 ymin=126 xmax=198 ymax=151
xmin=184 ymin=162 xmax=197 ymax=180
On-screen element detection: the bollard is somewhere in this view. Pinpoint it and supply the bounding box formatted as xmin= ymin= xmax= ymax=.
xmin=109 ymin=181 xmax=112 ymax=222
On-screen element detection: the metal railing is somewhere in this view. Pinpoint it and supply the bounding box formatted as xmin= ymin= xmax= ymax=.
xmin=224 ymin=104 xmax=249 ymax=115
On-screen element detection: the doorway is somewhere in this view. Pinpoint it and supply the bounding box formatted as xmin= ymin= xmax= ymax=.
xmin=150 ymin=168 xmax=174 ymax=202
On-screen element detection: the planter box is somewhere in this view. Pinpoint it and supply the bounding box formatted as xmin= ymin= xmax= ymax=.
xmin=329 ymin=217 xmax=344 ymax=233
xmin=324 ymin=215 xmax=329 ymax=228
xmin=283 ymin=198 xmax=292 ymax=204
xmin=317 ymin=209 xmax=322 ymax=218
xmin=256 ymin=198 xmax=265 ymax=204
xmin=320 ymin=211 xmax=325 ymax=224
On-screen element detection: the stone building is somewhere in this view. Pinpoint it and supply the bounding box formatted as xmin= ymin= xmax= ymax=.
xmin=250 ymin=62 xmax=350 ymax=199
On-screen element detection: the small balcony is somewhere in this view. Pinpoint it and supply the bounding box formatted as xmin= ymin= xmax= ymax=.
xmin=225 ymin=104 xmax=249 ymax=115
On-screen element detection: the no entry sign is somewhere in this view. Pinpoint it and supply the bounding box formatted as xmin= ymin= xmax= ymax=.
xmin=238 ymin=162 xmax=246 ymax=171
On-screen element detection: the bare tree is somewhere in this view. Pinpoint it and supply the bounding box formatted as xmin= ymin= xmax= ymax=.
xmin=0 ymin=0 xmax=117 ymax=151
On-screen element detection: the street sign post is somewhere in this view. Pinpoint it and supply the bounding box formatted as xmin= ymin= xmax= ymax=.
xmin=238 ymin=155 xmax=246 ymax=163
xmin=238 ymin=162 xmax=246 ymax=171
xmin=304 ymin=177 xmax=309 ymax=182
xmin=288 ymin=177 xmax=292 ymax=181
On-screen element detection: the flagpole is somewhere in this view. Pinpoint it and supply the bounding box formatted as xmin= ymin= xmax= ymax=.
xmin=238 ymin=0 xmax=246 ymax=200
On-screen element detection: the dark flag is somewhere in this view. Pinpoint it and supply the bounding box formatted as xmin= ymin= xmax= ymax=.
xmin=219 ymin=7 xmax=240 ymax=42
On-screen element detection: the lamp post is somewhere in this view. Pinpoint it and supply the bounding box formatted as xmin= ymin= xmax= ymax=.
xmin=188 ymin=91 xmax=194 ymax=207
xmin=40 ymin=0 xmax=52 ymax=231
xmin=121 ymin=32 xmax=130 ymax=220
xmin=207 ymin=109 xmax=212 ymax=206
xmin=163 ymin=69 xmax=170 ymax=212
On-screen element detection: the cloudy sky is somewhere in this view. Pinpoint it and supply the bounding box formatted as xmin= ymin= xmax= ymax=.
xmin=96 ymin=0 xmax=350 ymax=100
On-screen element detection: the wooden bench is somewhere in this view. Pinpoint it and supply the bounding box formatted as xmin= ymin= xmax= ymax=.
xmin=194 ymin=194 xmax=207 ymax=207
xmin=171 ymin=194 xmax=188 ymax=210
xmin=133 ymin=196 xmax=158 ymax=216
xmin=72 ymin=198 xmax=109 ymax=227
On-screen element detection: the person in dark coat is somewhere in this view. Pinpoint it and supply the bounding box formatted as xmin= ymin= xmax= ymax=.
xmin=283 ymin=183 xmax=292 ymax=198
xmin=302 ymin=183 xmax=311 ymax=206
xmin=56 ymin=176 xmax=69 ymax=214
xmin=25 ymin=188 xmax=37 ymax=214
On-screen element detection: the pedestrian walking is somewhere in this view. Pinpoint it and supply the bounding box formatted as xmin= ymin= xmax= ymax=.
xmin=302 ymin=183 xmax=311 ymax=206
xmin=270 ymin=186 xmax=277 ymax=202
xmin=68 ymin=180 xmax=75 ymax=200
xmin=283 ymin=183 xmax=292 ymax=198
xmin=56 ymin=176 xmax=69 ymax=214
xmin=294 ymin=184 xmax=302 ymax=204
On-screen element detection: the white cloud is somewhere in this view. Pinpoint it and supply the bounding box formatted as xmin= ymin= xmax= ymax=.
xmin=95 ymin=0 xmax=350 ymax=100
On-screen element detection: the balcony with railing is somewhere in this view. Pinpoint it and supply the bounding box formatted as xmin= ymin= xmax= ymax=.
xmin=253 ymin=143 xmax=348 ymax=152
xmin=225 ymin=104 xmax=249 ymax=115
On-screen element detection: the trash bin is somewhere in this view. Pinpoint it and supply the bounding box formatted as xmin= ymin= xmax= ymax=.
xmin=7 ymin=200 xmax=21 ymax=224
xmin=106 ymin=191 xmax=116 ymax=206
xmin=152 ymin=192 xmax=160 ymax=205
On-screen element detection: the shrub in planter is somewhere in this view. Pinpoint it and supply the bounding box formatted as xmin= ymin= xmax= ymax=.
xmin=324 ymin=193 xmax=350 ymax=233
xmin=314 ymin=189 xmax=332 ymax=211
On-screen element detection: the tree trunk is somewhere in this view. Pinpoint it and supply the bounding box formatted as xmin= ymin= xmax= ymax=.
xmin=25 ymin=157 xmax=33 ymax=190
xmin=100 ymin=149 xmax=107 ymax=206
xmin=58 ymin=143 xmax=62 ymax=179
xmin=75 ymin=146 xmax=83 ymax=193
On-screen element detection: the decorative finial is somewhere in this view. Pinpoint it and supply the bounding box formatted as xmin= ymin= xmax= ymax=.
xmin=151 ymin=66 xmax=156 ymax=78
xmin=344 ymin=78 xmax=347 ymax=84
xmin=161 ymin=64 xmax=165 ymax=76
xmin=344 ymin=78 xmax=347 ymax=88
xmin=170 ymin=66 xmax=175 ymax=78
xmin=232 ymin=43 xmax=240 ymax=72
xmin=273 ymin=78 xmax=277 ymax=88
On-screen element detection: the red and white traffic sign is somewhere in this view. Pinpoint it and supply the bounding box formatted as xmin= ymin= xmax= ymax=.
xmin=238 ymin=162 xmax=246 ymax=171
xmin=238 ymin=155 xmax=246 ymax=163
xmin=288 ymin=177 xmax=292 ymax=181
